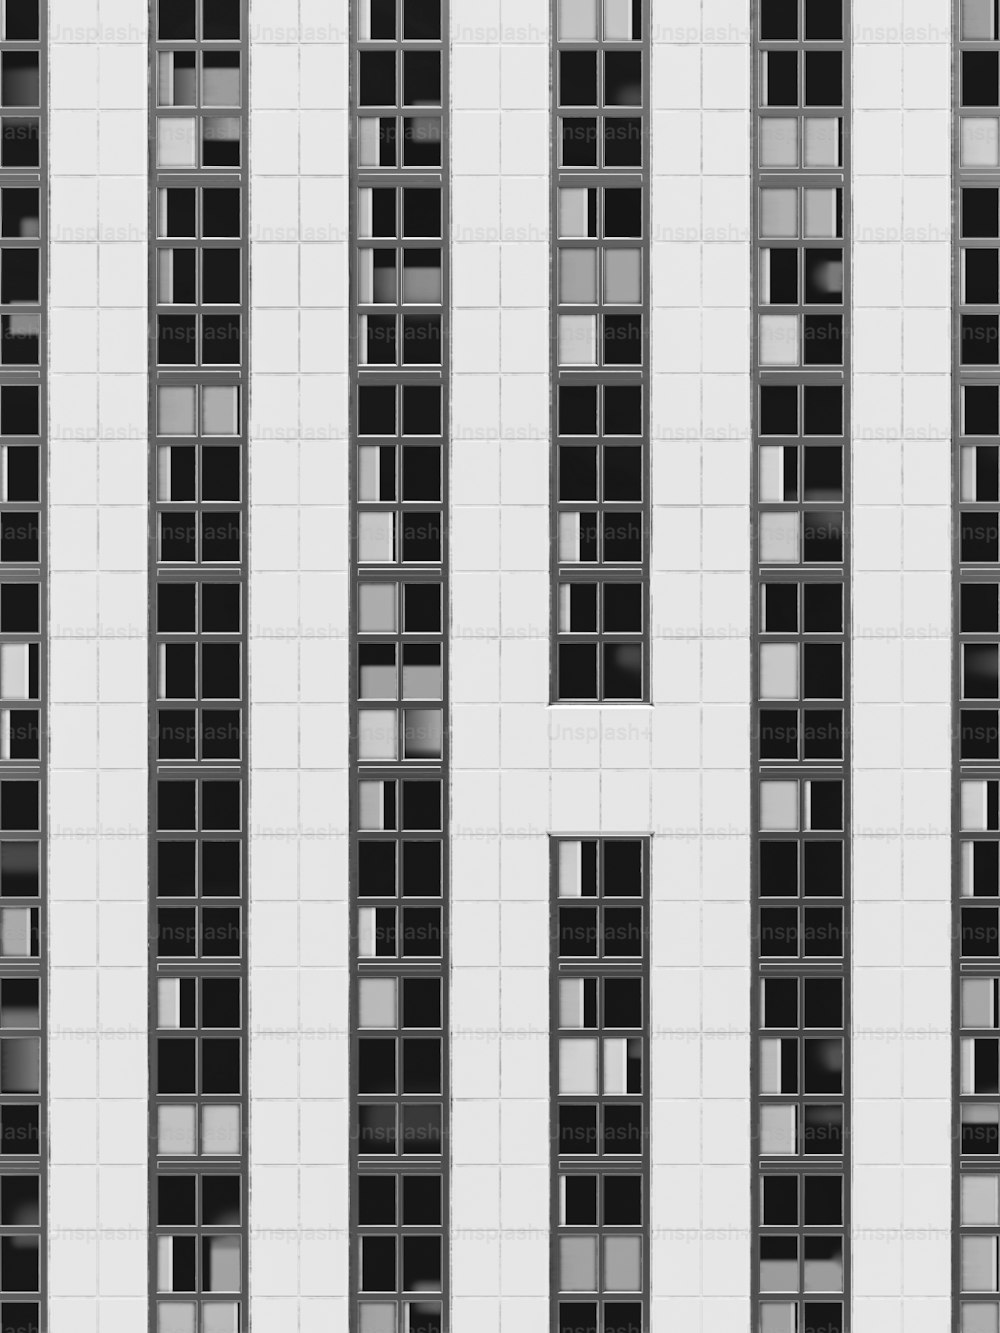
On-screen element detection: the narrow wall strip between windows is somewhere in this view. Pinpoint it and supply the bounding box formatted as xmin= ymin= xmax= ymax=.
xmin=0 ymin=3 xmax=46 ymax=1328
xmin=955 ymin=4 xmax=1000 ymax=1326
xmin=149 ymin=2 xmax=249 ymax=1330
xmin=753 ymin=2 xmax=850 ymax=1330
xmin=551 ymin=838 xmax=649 ymax=1333
xmin=350 ymin=2 xmax=450 ymax=1330
xmin=551 ymin=0 xmax=649 ymax=703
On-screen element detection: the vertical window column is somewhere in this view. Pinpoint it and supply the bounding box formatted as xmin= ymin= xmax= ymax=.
xmin=551 ymin=837 xmax=649 ymax=1333
xmin=350 ymin=2 xmax=449 ymax=1332
xmin=149 ymin=3 xmax=248 ymax=1331
xmin=0 ymin=1 xmax=45 ymax=1327
xmin=956 ymin=5 xmax=1000 ymax=1328
xmin=753 ymin=3 xmax=850 ymax=1331
xmin=551 ymin=0 xmax=648 ymax=703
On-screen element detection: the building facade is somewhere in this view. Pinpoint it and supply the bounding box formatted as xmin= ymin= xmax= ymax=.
xmin=26 ymin=0 xmax=962 ymax=1330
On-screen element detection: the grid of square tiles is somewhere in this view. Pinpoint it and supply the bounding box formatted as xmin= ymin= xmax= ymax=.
xmin=849 ymin=5 xmax=952 ymax=1331
xmin=648 ymin=3 xmax=753 ymax=1325
xmin=246 ymin=1 xmax=352 ymax=1328
xmin=48 ymin=0 xmax=150 ymax=1325
xmin=448 ymin=2 xmax=551 ymax=1327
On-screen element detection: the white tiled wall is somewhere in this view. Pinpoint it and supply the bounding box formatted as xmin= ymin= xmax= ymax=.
xmin=248 ymin=2 xmax=352 ymax=1329
xmin=650 ymin=2 xmax=753 ymax=1326
xmin=450 ymin=0 xmax=550 ymax=1327
xmin=851 ymin=4 xmax=952 ymax=1329
xmin=48 ymin=0 xmax=149 ymax=1327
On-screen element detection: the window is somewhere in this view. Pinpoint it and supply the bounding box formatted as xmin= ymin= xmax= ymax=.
xmin=157 ymin=50 xmax=242 ymax=107
xmin=158 ymin=0 xmax=241 ymax=41
xmin=356 ymin=191 xmax=443 ymax=372
xmin=355 ymin=5 xmax=443 ymax=171
xmin=356 ymin=574 xmax=444 ymax=769
xmin=0 ymin=1167 xmax=40 ymax=1319
xmin=158 ymin=187 xmax=241 ymax=239
xmin=961 ymin=783 xmax=1000 ymax=964
xmin=755 ymin=5 xmax=849 ymax=1329
xmin=757 ymin=600 xmax=844 ymax=764
xmin=158 ymin=384 xmax=240 ymax=436
xmin=353 ymin=3 xmax=450 ymax=1328
xmin=959 ymin=29 xmax=1000 ymax=1157
xmin=757 ymin=0 xmax=843 ymax=171
xmin=154 ymin=16 xmax=242 ymax=171
xmin=0 ymin=8 xmax=42 ymax=1330
xmin=552 ymin=838 xmax=648 ymax=1333
xmin=152 ymin=5 xmax=247 ymax=1331
xmin=356 ymin=1170 xmax=445 ymax=1322
xmin=553 ymin=1 xmax=648 ymax=704
xmin=156 ymin=445 xmax=242 ymax=503
xmin=158 ymin=247 xmax=241 ymax=305
xmin=155 ymin=1167 xmax=243 ymax=1295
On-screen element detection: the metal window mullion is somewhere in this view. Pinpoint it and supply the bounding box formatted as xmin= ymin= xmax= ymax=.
xmin=351 ymin=3 xmax=450 ymax=1328
xmin=753 ymin=2 xmax=851 ymax=1323
xmin=148 ymin=1 xmax=249 ymax=1327
xmin=0 ymin=8 xmax=50 ymax=1326
xmin=551 ymin=2 xmax=649 ymax=705
xmin=549 ymin=837 xmax=649 ymax=1330
xmin=955 ymin=9 xmax=1000 ymax=1323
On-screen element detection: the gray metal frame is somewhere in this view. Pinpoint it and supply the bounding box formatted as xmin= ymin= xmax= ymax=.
xmin=549 ymin=836 xmax=650 ymax=1333
xmin=550 ymin=0 xmax=650 ymax=704
xmin=751 ymin=2 xmax=852 ymax=1329
xmin=148 ymin=2 xmax=250 ymax=1329
xmin=953 ymin=5 xmax=1000 ymax=1327
xmin=0 ymin=2 xmax=48 ymax=1326
xmin=349 ymin=2 xmax=451 ymax=1330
